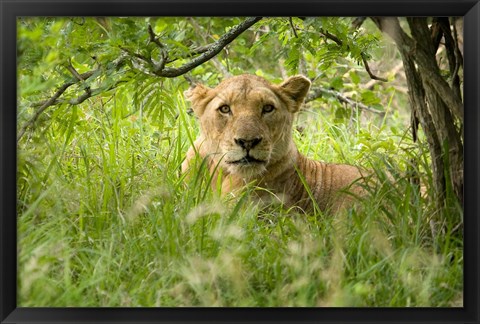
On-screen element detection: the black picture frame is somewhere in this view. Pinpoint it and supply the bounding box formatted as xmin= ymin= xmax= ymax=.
xmin=1 ymin=0 xmax=479 ymax=323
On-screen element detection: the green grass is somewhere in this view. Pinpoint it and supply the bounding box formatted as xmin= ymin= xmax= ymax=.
xmin=17 ymin=88 xmax=463 ymax=307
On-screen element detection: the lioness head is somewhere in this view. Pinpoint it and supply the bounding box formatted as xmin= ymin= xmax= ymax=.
xmin=186 ymin=74 xmax=311 ymax=179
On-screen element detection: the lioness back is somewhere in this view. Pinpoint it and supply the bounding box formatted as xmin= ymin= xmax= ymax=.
xmin=291 ymin=154 xmax=365 ymax=212
xmin=182 ymin=74 xmax=366 ymax=213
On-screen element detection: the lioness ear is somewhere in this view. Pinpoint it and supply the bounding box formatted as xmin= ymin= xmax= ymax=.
xmin=279 ymin=75 xmax=311 ymax=112
xmin=184 ymin=84 xmax=212 ymax=116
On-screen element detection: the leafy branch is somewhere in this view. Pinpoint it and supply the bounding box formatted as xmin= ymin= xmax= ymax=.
xmin=17 ymin=68 xmax=100 ymax=142
xmin=17 ymin=55 xmax=128 ymax=142
xmin=18 ymin=17 xmax=263 ymax=142
xmin=318 ymin=28 xmax=387 ymax=82
xmin=122 ymin=17 xmax=263 ymax=77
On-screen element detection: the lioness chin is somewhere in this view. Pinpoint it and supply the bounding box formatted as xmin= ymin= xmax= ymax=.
xmin=182 ymin=74 xmax=366 ymax=213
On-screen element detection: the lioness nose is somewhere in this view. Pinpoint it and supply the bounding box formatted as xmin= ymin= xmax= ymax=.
xmin=235 ymin=137 xmax=262 ymax=150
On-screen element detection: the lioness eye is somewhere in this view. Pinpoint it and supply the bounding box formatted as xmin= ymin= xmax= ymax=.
xmin=218 ymin=105 xmax=231 ymax=114
xmin=263 ymin=104 xmax=275 ymax=114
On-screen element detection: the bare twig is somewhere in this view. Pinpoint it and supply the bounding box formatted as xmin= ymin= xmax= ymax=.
xmin=451 ymin=18 xmax=463 ymax=92
xmin=289 ymin=18 xmax=299 ymax=38
xmin=66 ymin=60 xmax=87 ymax=81
xmin=66 ymin=60 xmax=93 ymax=98
xmin=119 ymin=46 xmax=152 ymax=64
xmin=363 ymin=61 xmax=404 ymax=89
xmin=147 ymin=24 xmax=164 ymax=49
xmin=147 ymin=24 xmax=168 ymax=71
xmin=195 ymin=19 xmax=233 ymax=77
xmin=361 ymin=53 xmax=388 ymax=82
xmin=164 ymin=44 xmax=210 ymax=64
xmin=186 ymin=18 xmax=233 ymax=78
xmin=306 ymin=86 xmax=385 ymax=115
xmin=319 ymin=29 xmax=342 ymax=46
xmin=352 ymin=17 xmax=367 ymax=29
xmin=37 ymin=83 xmax=124 ymax=107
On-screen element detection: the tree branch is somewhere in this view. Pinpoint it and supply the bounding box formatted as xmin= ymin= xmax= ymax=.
xmin=319 ymin=29 xmax=342 ymax=46
xmin=66 ymin=61 xmax=93 ymax=98
xmin=186 ymin=18 xmax=233 ymax=78
xmin=66 ymin=61 xmax=88 ymax=82
xmin=19 ymin=19 xmax=263 ymax=142
xmin=165 ymin=44 xmax=210 ymax=64
xmin=121 ymin=17 xmax=262 ymax=78
xmin=119 ymin=45 xmax=152 ymax=65
xmin=289 ymin=18 xmax=299 ymax=38
xmin=372 ymin=17 xmax=463 ymax=121
xmin=438 ymin=18 xmax=462 ymax=100
xmin=305 ymin=87 xmax=385 ymax=115
xmin=372 ymin=16 xmax=464 ymax=206
xmin=148 ymin=24 xmax=168 ymax=72
xmin=363 ymin=61 xmax=404 ymax=90
xmin=361 ymin=53 xmax=388 ymax=82
xmin=17 ymin=56 xmax=128 ymax=142
xmin=18 ymin=81 xmax=77 ymax=142
xmin=18 ymin=68 xmax=100 ymax=142
xmin=150 ymin=17 xmax=262 ymax=77
xmin=352 ymin=17 xmax=367 ymax=29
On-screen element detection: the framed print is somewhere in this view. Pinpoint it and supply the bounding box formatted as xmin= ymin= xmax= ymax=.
xmin=1 ymin=0 xmax=479 ymax=323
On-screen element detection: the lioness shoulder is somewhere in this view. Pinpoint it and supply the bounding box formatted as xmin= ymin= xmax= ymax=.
xmin=182 ymin=74 xmax=366 ymax=213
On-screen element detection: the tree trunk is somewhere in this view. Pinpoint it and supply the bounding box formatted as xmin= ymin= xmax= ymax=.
xmin=371 ymin=17 xmax=464 ymax=213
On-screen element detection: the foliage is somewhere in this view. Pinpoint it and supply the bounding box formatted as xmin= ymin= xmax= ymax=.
xmin=17 ymin=17 xmax=462 ymax=307
xmin=17 ymin=17 xmax=394 ymax=135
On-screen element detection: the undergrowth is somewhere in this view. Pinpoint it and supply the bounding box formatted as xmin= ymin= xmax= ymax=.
xmin=17 ymin=83 xmax=463 ymax=307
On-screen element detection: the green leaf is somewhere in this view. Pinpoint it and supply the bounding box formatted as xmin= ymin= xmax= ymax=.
xmin=350 ymin=70 xmax=361 ymax=85
xmin=330 ymin=77 xmax=344 ymax=90
xmin=360 ymin=90 xmax=381 ymax=105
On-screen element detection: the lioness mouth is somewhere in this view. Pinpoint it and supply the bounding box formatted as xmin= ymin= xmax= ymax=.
xmin=228 ymin=155 xmax=265 ymax=165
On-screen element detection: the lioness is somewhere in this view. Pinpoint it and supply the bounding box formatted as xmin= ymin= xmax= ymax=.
xmin=182 ymin=74 xmax=366 ymax=213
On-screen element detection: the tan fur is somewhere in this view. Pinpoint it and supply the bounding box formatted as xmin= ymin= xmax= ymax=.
xmin=182 ymin=74 xmax=366 ymax=213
